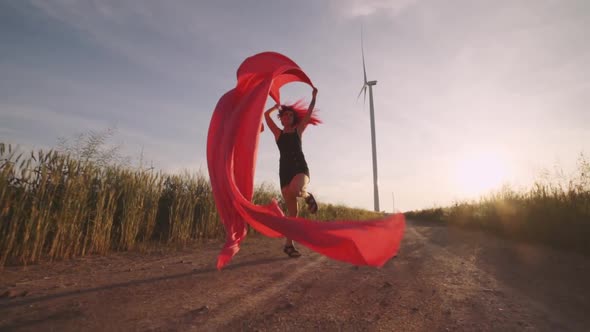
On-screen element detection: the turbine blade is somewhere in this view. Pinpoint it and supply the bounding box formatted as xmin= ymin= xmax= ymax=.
xmin=356 ymin=85 xmax=366 ymax=100
xmin=363 ymin=86 xmax=367 ymax=107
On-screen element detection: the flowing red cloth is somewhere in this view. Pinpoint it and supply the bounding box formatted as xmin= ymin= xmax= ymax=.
xmin=207 ymin=52 xmax=405 ymax=270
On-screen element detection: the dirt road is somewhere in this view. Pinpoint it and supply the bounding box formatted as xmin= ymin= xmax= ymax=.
xmin=1 ymin=220 xmax=589 ymax=331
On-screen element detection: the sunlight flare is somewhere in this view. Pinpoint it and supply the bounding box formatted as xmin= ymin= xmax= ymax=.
xmin=453 ymin=151 xmax=511 ymax=197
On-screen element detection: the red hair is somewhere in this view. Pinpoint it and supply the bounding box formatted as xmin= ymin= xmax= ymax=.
xmin=279 ymin=99 xmax=322 ymax=126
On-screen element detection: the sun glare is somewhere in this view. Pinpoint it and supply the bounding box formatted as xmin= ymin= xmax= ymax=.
xmin=454 ymin=152 xmax=510 ymax=198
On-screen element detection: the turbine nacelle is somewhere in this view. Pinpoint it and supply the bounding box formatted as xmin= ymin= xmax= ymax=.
xmin=357 ymin=81 xmax=377 ymax=106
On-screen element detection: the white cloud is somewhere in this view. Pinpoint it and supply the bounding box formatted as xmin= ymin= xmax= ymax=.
xmin=28 ymin=1 xmax=227 ymax=84
xmin=331 ymin=0 xmax=419 ymax=18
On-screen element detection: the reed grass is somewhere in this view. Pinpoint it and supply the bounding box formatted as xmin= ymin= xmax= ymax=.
xmin=405 ymin=155 xmax=590 ymax=255
xmin=0 ymin=143 xmax=381 ymax=267
xmin=301 ymin=202 xmax=384 ymax=221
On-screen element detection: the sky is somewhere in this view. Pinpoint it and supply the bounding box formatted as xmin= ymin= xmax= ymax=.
xmin=1 ymin=0 xmax=589 ymax=212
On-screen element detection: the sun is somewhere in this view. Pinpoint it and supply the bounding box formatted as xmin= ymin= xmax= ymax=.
xmin=453 ymin=152 xmax=510 ymax=198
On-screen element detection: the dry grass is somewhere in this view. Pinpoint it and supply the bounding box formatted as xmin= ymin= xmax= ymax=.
xmin=405 ymin=154 xmax=590 ymax=255
xmin=0 ymin=143 xmax=381 ymax=267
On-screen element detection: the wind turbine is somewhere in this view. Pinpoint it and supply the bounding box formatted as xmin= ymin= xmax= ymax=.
xmin=357 ymin=29 xmax=380 ymax=212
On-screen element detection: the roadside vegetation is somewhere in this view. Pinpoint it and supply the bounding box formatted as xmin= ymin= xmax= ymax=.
xmin=405 ymin=154 xmax=590 ymax=256
xmin=0 ymin=139 xmax=382 ymax=267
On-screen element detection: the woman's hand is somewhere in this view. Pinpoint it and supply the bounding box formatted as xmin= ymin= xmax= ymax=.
xmin=265 ymin=104 xmax=280 ymax=114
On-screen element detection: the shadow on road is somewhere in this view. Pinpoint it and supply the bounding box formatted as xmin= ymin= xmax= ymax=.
xmin=0 ymin=256 xmax=285 ymax=310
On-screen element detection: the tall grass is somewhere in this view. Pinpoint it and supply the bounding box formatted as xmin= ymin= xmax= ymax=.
xmin=250 ymin=182 xmax=384 ymax=221
xmin=0 ymin=143 xmax=381 ymax=267
xmin=405 ymin=155 xmax=590 ymax=255
xmin=0 ymin=143 xmax=220 ymax=267
xmin=302 ymin=202 xmax=384 ymax=221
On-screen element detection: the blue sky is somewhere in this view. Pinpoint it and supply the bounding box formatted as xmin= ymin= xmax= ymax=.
xmin=1 ymin=0 xmax=589 ymax=211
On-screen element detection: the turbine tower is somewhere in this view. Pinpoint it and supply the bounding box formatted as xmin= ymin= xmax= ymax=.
xmin=358 ymin=30 xmax=380 ymax=212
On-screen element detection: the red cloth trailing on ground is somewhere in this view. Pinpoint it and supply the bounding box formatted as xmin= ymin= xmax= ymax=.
xmin=207 ymin=52 xmax=405 ymax=270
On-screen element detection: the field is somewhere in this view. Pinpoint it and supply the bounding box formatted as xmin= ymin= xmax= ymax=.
xmin=405 ymin=154 xmax=590 ymax=256
xmin=0 ymin=143 xmax=382 ymax=268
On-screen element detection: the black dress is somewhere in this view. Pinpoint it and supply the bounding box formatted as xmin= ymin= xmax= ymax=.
xmin=276 ymin=130 xmax=310 ymax=188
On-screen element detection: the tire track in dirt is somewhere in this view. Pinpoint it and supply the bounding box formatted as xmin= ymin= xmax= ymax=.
xmin=2 ymin=224 xmax=589 ymax=331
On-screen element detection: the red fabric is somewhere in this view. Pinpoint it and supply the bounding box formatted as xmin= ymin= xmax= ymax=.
xmin=207 ymin=52 xmax=405 ymax=270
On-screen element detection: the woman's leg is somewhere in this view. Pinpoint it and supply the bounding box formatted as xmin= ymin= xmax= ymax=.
xmin=281 ymin=186 xmax=298 ymax=247
xmin=289 ymin=173 xmax=310 ymax=199
xmin=290 ymin=173 xmax=317 ymax=213
xmin=281 ymin=174 xmax=309 ymax=248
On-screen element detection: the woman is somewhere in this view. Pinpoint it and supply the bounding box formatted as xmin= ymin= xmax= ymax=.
xmin=264 ymin=87 xmax=320 ymax=258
